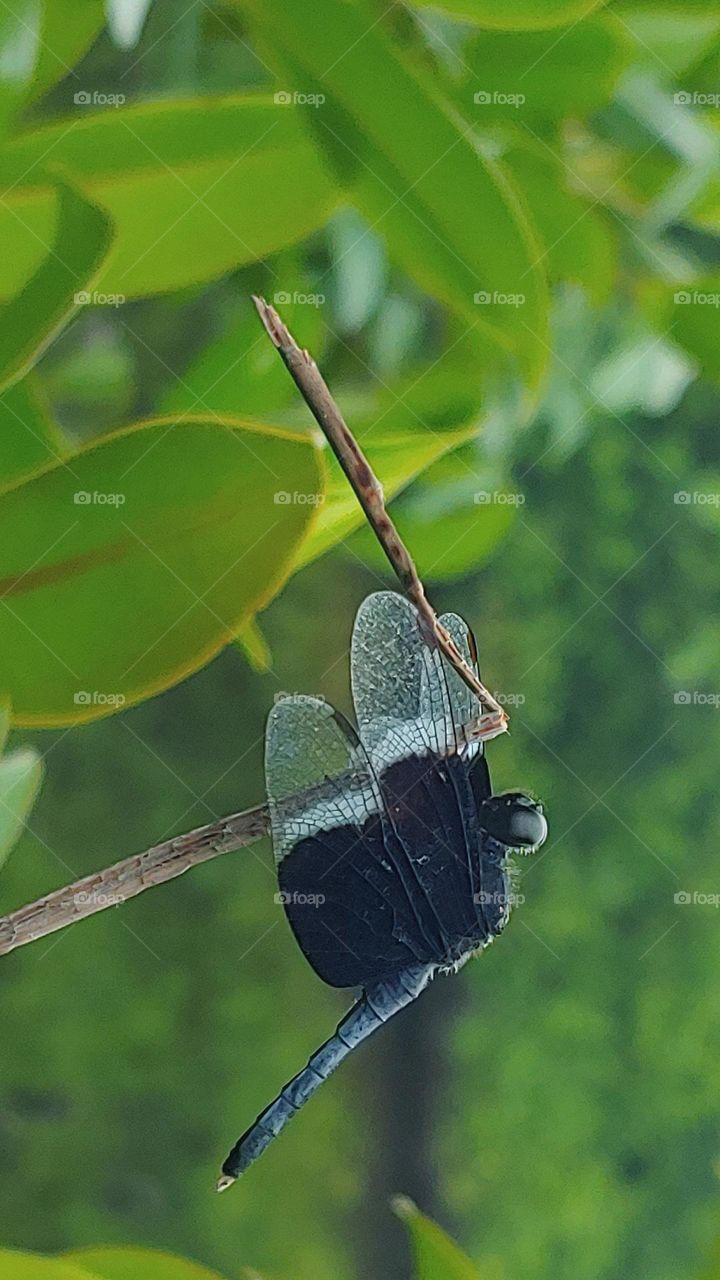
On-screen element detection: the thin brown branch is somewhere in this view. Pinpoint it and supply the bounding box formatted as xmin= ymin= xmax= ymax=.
xmin=252 ymin=295 xmax=508 ymax=736
xmin=0 ymin=298 xmax=508 ymax=960
xmin=0 ymin=805 xmax=269 ymax=958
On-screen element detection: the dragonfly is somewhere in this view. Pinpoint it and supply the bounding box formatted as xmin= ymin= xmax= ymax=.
xmin=218 ymin=591 xmax=546 ymax=1188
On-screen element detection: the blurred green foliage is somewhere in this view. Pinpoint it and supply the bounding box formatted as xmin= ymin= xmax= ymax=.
xmin=1 ymin=1 xmax=720 ymax=1279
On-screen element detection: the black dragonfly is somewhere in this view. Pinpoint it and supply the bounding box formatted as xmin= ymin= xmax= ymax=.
xmin=218 ymin=591 xmax=546 ymax=1187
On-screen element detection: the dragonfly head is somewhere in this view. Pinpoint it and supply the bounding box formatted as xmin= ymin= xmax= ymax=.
xmin=479 ymin=792 xmax=547 ymax=854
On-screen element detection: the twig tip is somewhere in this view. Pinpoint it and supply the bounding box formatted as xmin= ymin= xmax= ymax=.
xmin=251 ymin=294 xmax=285 ymax=349
xmin=216 ymin=1174 xmax=237 ymax=1193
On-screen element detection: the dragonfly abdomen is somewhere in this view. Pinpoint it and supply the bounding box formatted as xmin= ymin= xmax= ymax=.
xmin=218 ymin=963 xmax=434 ymax=1186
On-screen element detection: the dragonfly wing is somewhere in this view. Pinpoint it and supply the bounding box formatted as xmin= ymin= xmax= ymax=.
xmin=351 ymin=591 xmax=488 ymax=767
xmin=350 ymin=592 xmax=491 ymax=959
xmin=265 ymin=695 xmax=433 ymax=987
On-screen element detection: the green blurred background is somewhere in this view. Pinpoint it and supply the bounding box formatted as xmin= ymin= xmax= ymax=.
xmin=1 ymin=1 xmax=720 ymax=1278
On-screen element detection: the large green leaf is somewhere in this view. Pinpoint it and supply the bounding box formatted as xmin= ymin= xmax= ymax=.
xmin=29 ymin=1 xmax=106 ymax=102
xmin=0 ymin=742 xmax=43 ymax=871
xmin=0 ymin=376 xmax=69 ymax=486
xmin=65 ymin=1247 xmax=229 ymax=1280
xmin=349 ymin=445 xmax=517 ymax=582
xmin=0 ymin=180 xmax=113 ymax=393
xmin=0 ymin=2 xmax=41 ymax=138
xmin=464 ymin=18 xmax=630 ymax=121
xmin=501 ymin=145 xmax=617 ymax=304
xmin=0 ymin=415 xmax=323 ymax=725
xmin=409 ymin=0 xmax=606 ymax=29
xmin=242 ymin=0 xmax=549 ymax=401
xmin=667 ymin=280 xmax=720 ymax=382
xmin=393 ymin=1198 xmax=482 ymax=1280
xmin=0 ymin=1252 xmax=100 ymax=1280
xmin=159 ymin=295 xmax=325 ymax=421
xmin=0 ymin=97 xmax=337 ymax=300
xmin=295 ymin=361 xmax=486 ymax=568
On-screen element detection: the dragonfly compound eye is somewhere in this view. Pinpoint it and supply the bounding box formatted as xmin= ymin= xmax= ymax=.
xmin=480 ymin=792 xmax=547 ymax=852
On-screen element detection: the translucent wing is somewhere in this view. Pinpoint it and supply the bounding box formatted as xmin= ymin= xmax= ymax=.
xmin=264 ymin=694 xmax=382 ymax=864
xmin=350 ymin=591 xmax=484 ymax=771
xmin=265 ymin=693 xmax=433 ymax=987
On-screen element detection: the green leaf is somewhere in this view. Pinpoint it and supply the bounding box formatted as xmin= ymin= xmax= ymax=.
xmin=464 ymin=18 xmax=630 ymax=121
xmin=667 ymin=281 xmax=720 ymax=382
xmin=349 ymin=446 xmax=517 ymax=582
xmin=0 ymin=376 xmax=69 ymax=486
xmin=159 ymin=295 xmax=325 ymax=421
xmin=0 ymin=415 xmax=323 ymax=725
xmin=0 ymin=743 xmax=43 ymax=871
xmin=29 ymin=1 xmax=106 ymax=103
xmin=0 ymin=97 xmax=338 ymax=300
xmin=408 ymin=0 xmax=606 ymax=30
xmin=613 ymin=4 xmax=720 ymax=78
xmin=0 ymin=179 xmax=113 ymax=393
xmin=243 ymin=0 xmax=549 ymax=400
xmin=697 ymin=1233 xmax=720 ymax=1280
xmin=393 ymin=1197 xmax=482 ymax=1280
xmin=234 ymin=616 xmax=273 ymax=673
xmin=501 ymin=145 xmax=618 ymax=305
xmin=296 ymin=377 xmax=481 ymax=569
xmin=0 ymin=1250 xmax=100 ymax=1280
xmin=0 ymin=1 xmax=41 ymax=139
xmin=64 ymin=1247 xmax=230 ymax=1280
